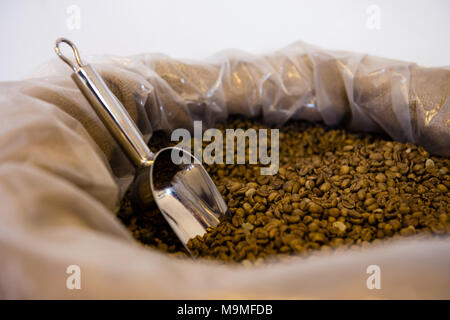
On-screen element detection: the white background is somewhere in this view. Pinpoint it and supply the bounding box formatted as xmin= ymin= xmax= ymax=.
xmin=0 ymin=0 xmax=449 ymax=81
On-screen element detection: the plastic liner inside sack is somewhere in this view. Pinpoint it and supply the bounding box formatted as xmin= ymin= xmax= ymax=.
xmin=0 ymin=41 xmax=449 ymax=299
xmin=35 ymin=41 xmax=450 ymax=160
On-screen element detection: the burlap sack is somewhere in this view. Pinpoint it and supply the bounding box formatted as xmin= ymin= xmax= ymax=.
xmin=0 ymin=42 xmax=449 ymax=299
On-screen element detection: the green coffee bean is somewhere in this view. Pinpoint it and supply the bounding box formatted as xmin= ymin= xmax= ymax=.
xmin=118 ymin=117 xmax=450 ymax=263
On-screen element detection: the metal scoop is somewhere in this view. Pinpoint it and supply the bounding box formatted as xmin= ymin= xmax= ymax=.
xmin=55 ymin=38 xmax=228 ymax=247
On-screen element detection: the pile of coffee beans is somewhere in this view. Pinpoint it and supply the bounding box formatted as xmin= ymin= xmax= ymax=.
xmin=118 ymin=118 xmax=450 ymax=263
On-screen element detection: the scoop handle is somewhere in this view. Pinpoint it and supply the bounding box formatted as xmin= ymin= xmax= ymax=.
xmin=55 ymin=38 xmax=154 ymax=168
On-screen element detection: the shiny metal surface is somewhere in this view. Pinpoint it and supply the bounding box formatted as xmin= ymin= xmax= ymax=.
xmin=55 ymin=38 xmax=154 ymax=168
xmin=150 ymin=148 xmax=228 ymax=246
xmin=55 ymin=38 xmax=228 ymax=247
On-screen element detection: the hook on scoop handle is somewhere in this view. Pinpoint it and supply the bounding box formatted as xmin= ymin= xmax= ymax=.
xmin=55 ymin=38 xmax=84 ymax=71
xmin=55 ymin=38 xmax=154 ymax=168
